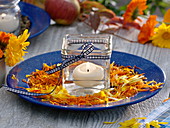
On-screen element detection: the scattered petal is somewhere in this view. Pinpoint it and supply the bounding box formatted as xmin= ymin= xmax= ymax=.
xmin=119 ymin=117 xmax=144 ymax=128
xmin=103 ymin=121 xmax=116 ymax=124
xmin=146 ymin=120 xmax=168 ymax=128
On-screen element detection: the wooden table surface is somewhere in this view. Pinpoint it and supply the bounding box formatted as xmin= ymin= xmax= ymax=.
xmin=1 ymin=21 xmax=170 ymax=128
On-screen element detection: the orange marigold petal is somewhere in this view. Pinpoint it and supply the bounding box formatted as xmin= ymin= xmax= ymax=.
xmin=163 ymin=9 xmax=170 ymax=24
xmin=0 ymin=49 xmax=4 ymax=58
xmin=138 ymin=15 xmax=158 ymax=44
xmin=0 ymin=31 xmax=14 ymax=44
xmin=24 ymin=63 xmax=164 ymax=106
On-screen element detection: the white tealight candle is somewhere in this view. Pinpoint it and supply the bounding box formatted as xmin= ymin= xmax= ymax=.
xmin=72 ymin=62 xmax=104 ymax=87
xmin=0 ymin=13 xmax=19 ymax=32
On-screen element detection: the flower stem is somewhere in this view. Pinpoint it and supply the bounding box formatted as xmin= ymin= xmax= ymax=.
xmin=100 ymin=30 xmax=138 ymax=43
xmin=112 ymin=32 xmax=138 ymax=43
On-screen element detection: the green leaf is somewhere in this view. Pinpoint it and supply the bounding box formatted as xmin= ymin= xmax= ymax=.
xmin=119 ymin=5 xmax=127 ymax=11
xmin=158 ymin=1 xmax=169 ymax=8
xmin=146 ymin=0 xmax=153 ymax=5
xmin=150 ymin=5 xmax=157 ymax=14
xmin=159 ymin=6 xmax=166 ymax=15
xmin=155 ymin=0 xmax=162 ymax=5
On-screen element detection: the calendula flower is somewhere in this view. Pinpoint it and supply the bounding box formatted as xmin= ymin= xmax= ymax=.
xmin=163 ymin=9 xmax=170 ymax=24
xmin=4 ymin=29 xmax=30 ymax=66
xmin=138 ymin=15 xmax=158 ymax=44
xmin=123 ymin=0 xmax=147 ymax=23
xmin=151 ymin=23 xmax=170 ymax=48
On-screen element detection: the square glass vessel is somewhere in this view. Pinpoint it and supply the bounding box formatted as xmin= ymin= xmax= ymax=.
xmin=61 ymin=34 xmax=112 ymax=96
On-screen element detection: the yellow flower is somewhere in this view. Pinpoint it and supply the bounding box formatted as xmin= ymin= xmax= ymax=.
xmin=4 ymin=29 xmax=30 ymax=66
xmin=163 ymin=9 xmax=170 ymax=24
xmin=151 ymin=23 xmax=170 ymax=48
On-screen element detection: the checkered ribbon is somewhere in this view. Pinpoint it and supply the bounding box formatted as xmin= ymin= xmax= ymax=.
xmin=61 ymin=55 xmax=110 ymax=60
xmin=2 ymin=85 xmax=51 ymax=96
xmin=3 ymin=42 xmax=103 ymax=96
xmin=2 ymin=71 xmax=62 ymax=96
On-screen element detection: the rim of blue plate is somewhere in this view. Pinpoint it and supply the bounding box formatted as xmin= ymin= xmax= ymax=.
xmin=6 ymin=51 xmax=166 ymax=111
xmin=19 ymin=1 xmax=51 ymax=39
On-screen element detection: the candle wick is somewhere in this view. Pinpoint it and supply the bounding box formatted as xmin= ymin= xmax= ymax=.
xmin=87 ymin=69 xmax=89 ymax=72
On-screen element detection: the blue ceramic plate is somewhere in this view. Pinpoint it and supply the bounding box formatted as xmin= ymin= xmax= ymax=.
xmin=6 ymin=51 xmax=166 ymax=111
xmin=19 ymin=2 xmax=51 ymax=39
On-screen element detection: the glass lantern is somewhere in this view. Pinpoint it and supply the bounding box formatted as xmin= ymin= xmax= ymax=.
xmin=0 ymin=0 xmax=21 ymax=35
xmin=62 ymin=34 xmax=112 ymax=96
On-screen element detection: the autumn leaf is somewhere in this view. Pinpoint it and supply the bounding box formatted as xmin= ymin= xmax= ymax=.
xmin=89 ymin=11 xmax=101 ymax=32
xmin=98 ymin=8 xmax=116 ymax=19
xmin=100 ymin=28 xmax=119 ymax=34
xmin=123 ymin=21 xmax=141 ymax=30
xmin=80 ymin=0 xmax=106 ymax=13
xmin=78 ymin=13 xmax=89 ymax=22
xmin=105 ymin=17 xmax=124 ymax=25
xmin=106 ymin=17 xmax=141 ymax=30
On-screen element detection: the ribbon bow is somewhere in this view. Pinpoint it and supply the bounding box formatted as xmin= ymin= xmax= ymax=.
xmin=46 ymin=42 xmax=94 ymax=74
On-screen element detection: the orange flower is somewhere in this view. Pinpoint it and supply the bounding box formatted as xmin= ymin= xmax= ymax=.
xmin=0 ymin=31 xmax=14 ymax=44
xmin=0 ymin=49 xmax=4 ymax=58
xmin=163 ymin=9 xmax=170 ymax=24
xmin=138 ymin=15 xmax=158 ymax=44
xmin=123 ymin=0 xmax=147 ymax=23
